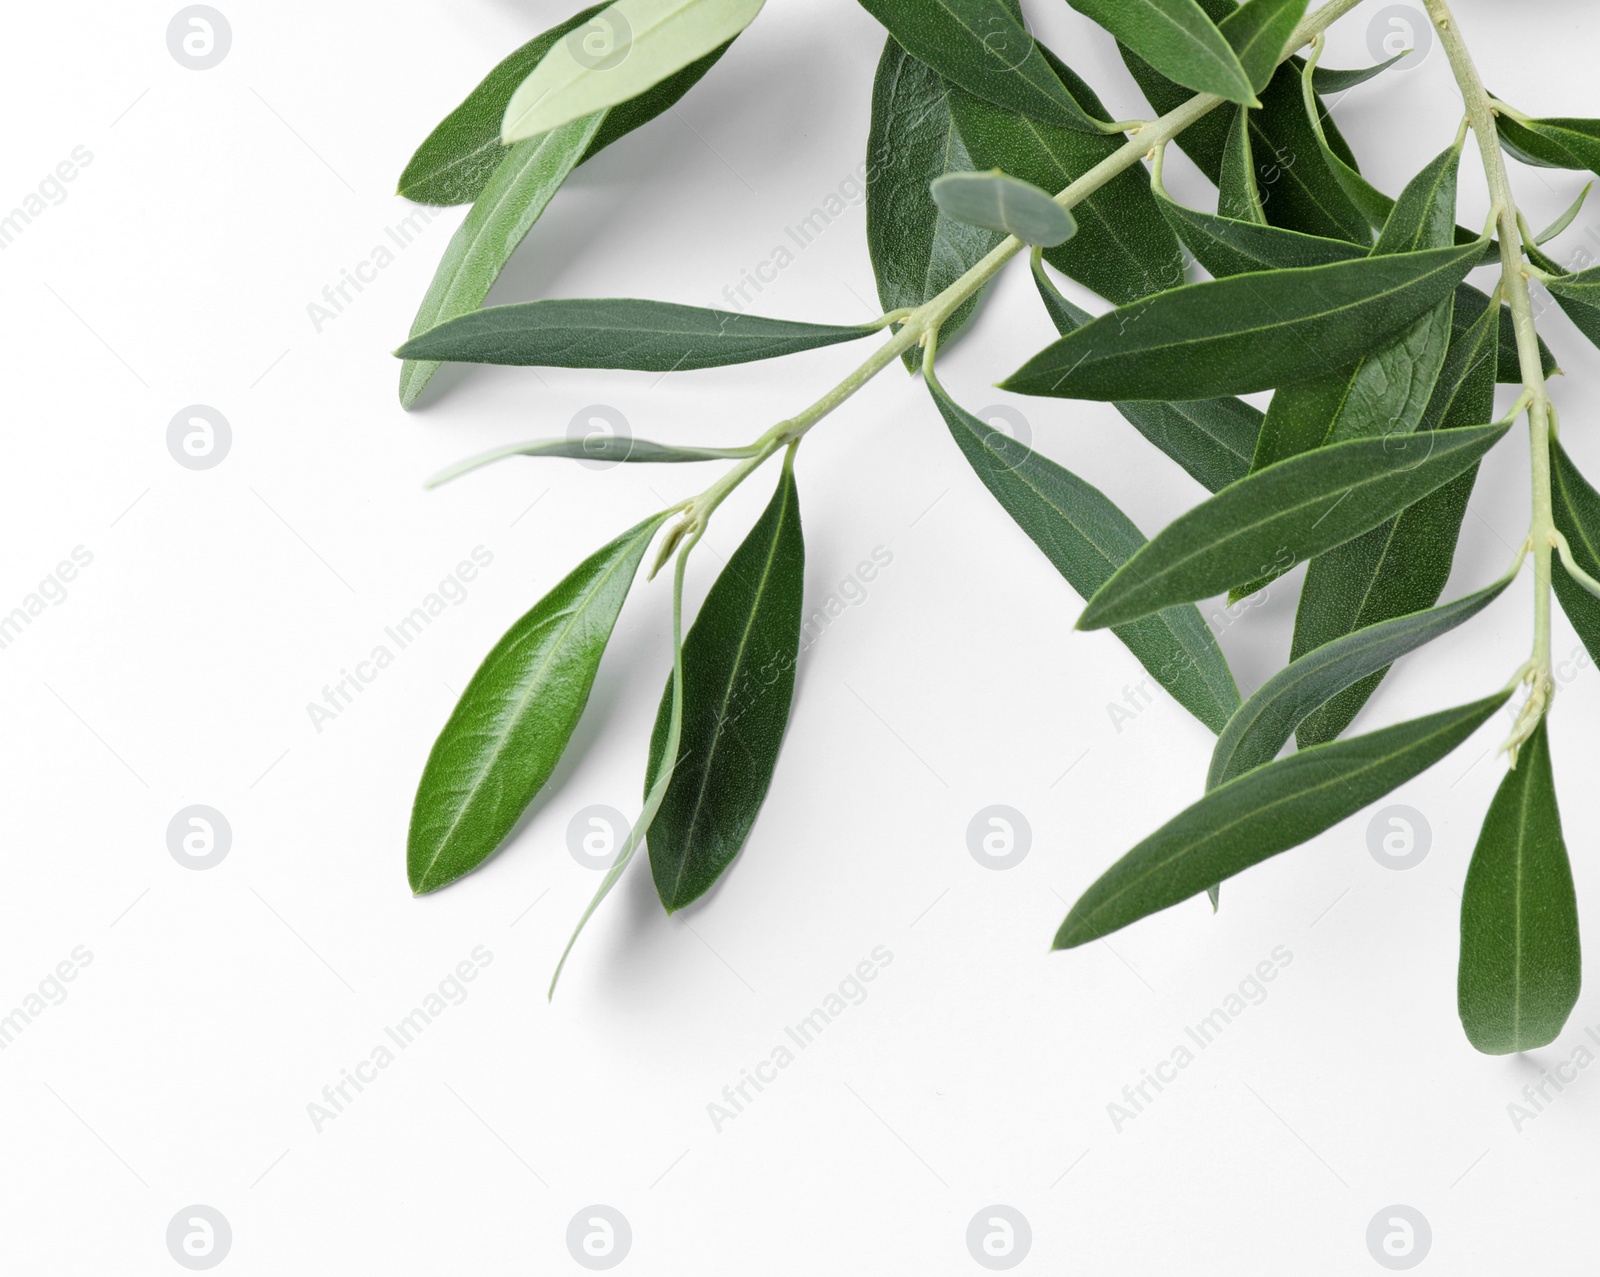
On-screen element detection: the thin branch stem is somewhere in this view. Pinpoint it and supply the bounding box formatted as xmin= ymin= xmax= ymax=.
xmin=1423 ymin=0 xmax=1557 ymax=761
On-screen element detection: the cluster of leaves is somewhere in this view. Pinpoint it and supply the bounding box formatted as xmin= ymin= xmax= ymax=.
xmin=392 ymin=0 xmax=1600 ymax=1047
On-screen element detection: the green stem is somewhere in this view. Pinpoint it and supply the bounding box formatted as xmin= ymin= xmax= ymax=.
xmin=663 ymin=0 xmax=1369 ymax=535
xmin=1424 ymin=0 xmax=1557 ymax=761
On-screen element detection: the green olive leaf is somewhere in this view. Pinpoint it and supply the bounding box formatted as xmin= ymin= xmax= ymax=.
xmin=859 ymin=0 xmax=1106 ymax=132
xmin=1550 ymin=439 xmax=1600 ymax=665
xmin=1534 ymin=182 xmax=1593 ymax=246
xmin=1001 ymin=238 xmax=1486 ymax=403
xmin=931 ymin=170 xmax=1078 ymax=246
xmin=867 ymin=37 xmax=1004 ymax=370
xmin=1032 ymin=257 xmax=1261 ymax=492
xmin=426 ymin=437 xmax=758 ymax=489
xmin=1209 ymin=577 xmax=1511 ymax=788
xmin=932 ymin=375 xmax=1240 ymax=733
xmin=644 ymin=456 xmax=805 ymax=911
xmin=408 ymin=512 xmax=668 ymax=894
xmin=1068 ymin=0 xmax=1258 ymax=106
xmin=398 ymin=3 xmax=732 ymax=205
xmin=1494 ymin=111 xmax=1600 ymax=176
xmin=399 ymin=111 xmax=607 ymax=408
xmin=1076 ymin=423 xmax=1510 ymax=631
xmin=398 ymin=298 xmax=874 ymax=370
xmin=1291 ymin=287 xmax=1500 ymax=748
xmin=1309 ymin=51 xmax=1408 ymax=94
xmin=1217 ymin=0 xmax=1308 ymax=95
xmin=1057 ymin=691 xmax=1510 ymax=947
xmin=1459 ymin=720 xmax=1582 ymax=1055
xmin=502 ymin=0 xmax=765 ymax=143
xmin=950 ymin=50 xmax=1186 ymax=304
xmin=1217 ymin=106 xmax=1267 ymax=224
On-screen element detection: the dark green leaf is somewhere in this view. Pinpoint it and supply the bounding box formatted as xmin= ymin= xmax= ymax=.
xmin=1155 ymin=167 xmax=1365 ymax=276
xmin=1292 ymin=288 xmax=1499 ymax=747
xmin=644 ymin=459 xmax=805 ymax=910
xmin=1310 ymin=52 xmax=1408 ymax=94
xmin=858 ymin=0 xmax=1104 ymax=131
xmin=1069 ymin=0 xmax=1257 ymax=106
xmin=867 ymin=38 xmax=1004 ymax=369
xmin=950 ymin=51 xmax=1186 ymax=304
xmin=1551 ymin=440 xmax=1600 ymax=664
xmin=1542 ymin=262 xmax=1600 ymax=354
xmin=1210 ymin=577 xmax=1510 ymax=788
xmin=932 ymin=376 xmax=1240 ymax=731
xmin=397 ymin=299 xmax=874 ymax=370
xmin=1459 ymin=721 xmax=1582 ymax=1055
xmin=397 ymin=4 xmax=732 ymax=205
xmin=1032 ymin=258 xmax=1260 ymax=492
xmin=1453 ymin=283 xmax=1559 ymax=383
xmin=1217 ymin=0 xmax=1308 ymax=94
xmin=1495 ymin=112 xmax=1600 ymax=176
xmin=1001 ymin=238 xmax=1485 ymax=403
xmin=1056 ymin=692 xmax=1510 ymax=947
xmin=1217 ymin=106 xmax=1266 ymax=223
xmin=399 ymin=112 xmax=606 ymax=408
xmin=408 ymin=513 xmax=667 ymax=894
xmin=1077 ymin=423 xmax=1510 ymax=630
xmin=931 ymin=170 xmax=1078 ymax=246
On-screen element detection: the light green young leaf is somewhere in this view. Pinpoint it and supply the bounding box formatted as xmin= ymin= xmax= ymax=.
xmin=1032 ymin=257 xmax=1261 ymax=493
xmin=1068 ymin=0 xmax=1257 ymax=106
xmin=550 ymin=540 xmax=692 ymax=997
xmin=408 ymin=513 xmax=667 ymax=894
xmin=644 ymin=455 xmax=805 ymax=910
xmin=950 ymin=50 xmax=1185 ymax=305
xmin=1209 ymin=577 xmax=1511 ymax=788
xmin=1550 ymin=440 xmax=1600 ymax=665
xmin=1459 ymin=721 xmax=1582 ymax=1055
xmin=1309 ymin=51 xmax=1408 ymax=94
xmin=1056 ymin=692 xmax=1510 ymax=947
xmin=426 ymin=437 xmax=757 ymax=489
xmin=502 ymin=0 xmax=765 ymax=142
xmin=1216 ymin=0 xmax=1308 ymax=94
xmin=1077 ymin=423 xmax=1510 ymax=631
xmin=1001 ymin=238 xmax=1486 ymax=403
xmin=1217 ymin=106 xmax=1266 ymax=224
xmin=932 ymin=375 xmax=1241 ymax=733
xmin=1291 ymin=287 xmax=1500 ymax=748
xmin=397 ymin=3 xmax=732 ymax=205
xmin=866 ymin=38 xmax=1004 ymax=370
xmin=858 ymin=0 xmax=1105 ymax=132
xmin=398 ymin=299 xmax=875 ymax=370
xmin=931 ymin=170 xmax=1078 ymax=246
xmin=1535 ymin=182 xmax=1592 ymax=245
xmin=399 ymin=111 xmax=607 ymax=408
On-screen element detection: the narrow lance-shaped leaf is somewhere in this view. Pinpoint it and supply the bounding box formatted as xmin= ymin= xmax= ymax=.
xmin=1494 ymin=110 xmax=1600 ymax=178
xmin=1068 ymin=0 xmax=1257 ymax=106
xmin=1032 ymin=257 xmax=1261 ymax=493
xmin=1309 ymin=51 xmax=1408 ymax=94
xmin=931 ymin=170 xmax=1078 ymax=246
xmin=1055 ymin=692 xmax=1510 ymax=947
xmin=1209 ymin=576 xmax=1511 ymax=789
xmin=857 ymin=0 xmax=1105 ymax=132
xmin=950 ymin=50 xmax=1186 ymax=305
xmin=1217 ymin=106 xmax=1266 ymax=224
xmin=644 ymin=455 xmax=805 ymax=910
xmin=1550 ymin=440 xmax=1600 ymax=664
xmin=931 ymin=376 xmax=1240 ymax=733
xmin=1534 ymin=183 xmax=1593 ymax=246
xmin=1001 ymin=237 xmax=1486 ymax=403
xmin=398 ymin=299 xmax=875 ymax=370
xmin=398 ymin=3 xmax=732 ymax=205
xmin=502 ymin=0 xmax=765 ymax=142
xmin=1216 ymin=0 xmax=1308 ymax=94
xmin=867 ymin=38 xmax=1003 ymax=370
xmin=1459 ymin=721 xmax=1582 ymax=1055
xmin=1077 ymin=423 xmax=1510 ymax=631
xmin=399 ymin=111 xmax=606 ymax=408
xmin=1537 ymin=250 xmax=1600 ymax=357
xmin=426 ymin=437 xmax=757 ymax=489
xmin=408 ymin=513 xmax=667 ymax=894
xmin=1292 ymin=285 xmax=1500 ymax=748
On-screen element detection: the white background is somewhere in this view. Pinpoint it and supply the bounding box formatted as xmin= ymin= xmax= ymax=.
xmin=4 ymin=0 xmax=1599 ymax=1271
